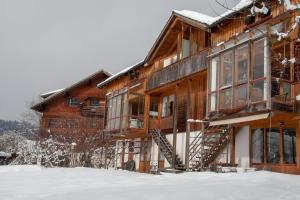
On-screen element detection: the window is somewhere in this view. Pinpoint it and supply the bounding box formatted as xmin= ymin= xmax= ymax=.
xmin=251 ymin=79 xmax=266 ymax=102
xmin=220 ymin=50 xmax=233 ymax=87
xmin=251 ymin=127 xmax=297 ymax=165
xmin=182 ymin=39 xmax=190 ymax=58
xmin=252 ymin=129 xmax=264 ymax=164
xmin=283 ymin=128 xmax=296 ymax=164
xmin=235 ymin=45 xmax=248 ymax=84
xmin=251 ymin=38 xmax=268 ymax=103
xmin=253 ymin=39 xmax=266 ymax=80
xmin=208 ymin=38 xmax=269 ymax=112
xmin=150 ymin=97 xmax=159 ymax=118
xmin=105 ymin=88 xmax=128 ymax=131
xmin=219 ymin=88 xmax=232 ymax=109
xmin=90 ymin=99 xmax=99 ymax=107
xmin=266 ymin=128 xmax=280 ymax=164
xmin=235 ymin=84 xmax=247 ymax=107
xmin=209 ymin=57 xmax=219 ymax=112
xmin=68 ymin=98 xmax=80 ymax=107
xmin=161 ymin=95 xmax=174 ymax=117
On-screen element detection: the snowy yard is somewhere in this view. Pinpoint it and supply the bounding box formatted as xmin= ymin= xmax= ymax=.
xmin=1 ymin=166 xmax=300 ymax=200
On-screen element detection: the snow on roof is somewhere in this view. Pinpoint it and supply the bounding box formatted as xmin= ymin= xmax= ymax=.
xmin=174 ymin=0 xmax=253 ymax=27
xmin=32 ymin=69 xmax=112 ymax=112
xmin=212 ymin=0 xmax=253 ymax=25
xmin=173 ymin=10 xmax=216 ymax=26
xmin=97 ymin=61 xmax=144 ymax=88
xmin=40 ymin=88 xmax=64 ymax=99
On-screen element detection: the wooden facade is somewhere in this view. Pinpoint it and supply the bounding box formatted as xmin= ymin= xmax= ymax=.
xmin=32 ymin=70 xmax=110 ymax=152
xmin=32 ymin=0 xmax=300 ymax=175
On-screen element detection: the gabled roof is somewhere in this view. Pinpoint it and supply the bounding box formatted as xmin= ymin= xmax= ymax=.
xmin=145 ymin=0 xmax=253 ymax=63
xmin=31 ymin=69 xmax=112 ymax=112
xmin=97 ymin=61 xmax=144 ymax=88
xmin=40 ymin=88 xmax=65 ymax=99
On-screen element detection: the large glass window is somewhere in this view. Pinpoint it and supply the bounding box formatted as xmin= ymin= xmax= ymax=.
xmin=161 ymin=95 xmax=175 ymax=117
xmin=209 ymin=57 xmax=219 ymax=112
xmin=253 ymin=39 xmax=266 ymax=80
xmin=252 ymin=129 xmax=264 ymax=164
xmin=220 ymin=50 xmax=233 ymax=87
xmin=235 ymin=45 xmax=249 ymax=84
xmin=219 ymin=88 xmax=232 ymax=109
xmin=208 ymin=38 xmax=269 ymax=112
xmin=251 ymin=127 xmax=297 ymax=165
xmin=283 ymin=128 xmax=297 ymax=164
xmin=266 ymin=128 xmax=280 ymax=164
xmin=235 ymin=84 xmax=248 ymax=108
xmin=106 ymin=88 xmax=128 ymax=131
xmin=251 ymin=79 xmax=266 ymax=102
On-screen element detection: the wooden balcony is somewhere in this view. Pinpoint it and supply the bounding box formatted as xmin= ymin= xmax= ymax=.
xmin=80 ymin=106 xmax=105 ymax=117
xmin=146 ymin=50 xmax=208 ymax=91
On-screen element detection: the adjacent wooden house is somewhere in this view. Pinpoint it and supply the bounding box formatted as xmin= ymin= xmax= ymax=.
xmin=32 ymin=70 xmax=111 ymax=152
xmin=98 ymin=0 xmax=300 ymax=174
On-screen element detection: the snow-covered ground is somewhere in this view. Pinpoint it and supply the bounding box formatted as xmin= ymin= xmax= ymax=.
xmin=1 ymin=165 xmax=300 ymax=200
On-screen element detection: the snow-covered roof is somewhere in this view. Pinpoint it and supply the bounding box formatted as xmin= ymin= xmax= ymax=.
xmin=97 ymin=61 xmax=144 ymax=88
xmin=31 ymin=69 xmax=112 ymax=112
xmin=175 ymin=0 xmax=253 ymax=27
xmin=212 ymin=0 xmax=253 ymax=26
xmin=40 ymin=88 xmax=65 ymax=99
xmin=173 ymin=10 xmax=216 ymax=26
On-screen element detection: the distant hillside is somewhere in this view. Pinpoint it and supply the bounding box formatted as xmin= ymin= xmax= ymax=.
xmin=0 ymin=119 xmax=37 ymax=138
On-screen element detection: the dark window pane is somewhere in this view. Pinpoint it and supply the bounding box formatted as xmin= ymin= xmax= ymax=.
xmin=219 ymin=88 xmax=232 ymax=109
xmin=283 ymin=128 xmax=297 ymax=164
xmin=251 ymin=80 xmax=266 ymax=102
xmin=220 ymin=51 xmax=233 ymax=87
xmin=253 ymin=39 xmax=265 ymax=80
xmin=234 ymin=84 xmax=247 ymax=107
xmin=267 ymin=128 xmax=280 ymax=164
xmin=235 ymin=45 xmax=248 ymax=84
xmin=252 ymin=129 xmax=264 ymax=163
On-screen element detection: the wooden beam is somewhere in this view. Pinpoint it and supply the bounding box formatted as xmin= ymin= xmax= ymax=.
xmin=185 ymin=80 xmax=192 ymax=170
xmin=172 ymin=84 xmax=178 ymax=168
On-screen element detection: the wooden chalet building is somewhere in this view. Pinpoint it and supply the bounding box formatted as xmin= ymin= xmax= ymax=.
xmin=32 ymin=70 xmax=111 ymax=152
xmin=98 ymin=0 xmax=300 ymax=175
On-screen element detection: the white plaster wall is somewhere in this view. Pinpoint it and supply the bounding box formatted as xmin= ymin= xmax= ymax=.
xmin=133 ymin=139 xmax=141 ymax=170
xmin=116 ymin=140 xmax=123 ymax=168
xmin=124 ymin=141 xmax=129 ymax=163
xmin=235 ymin=126 xmax=250 ymax=168
xmin=151 ymin=139 xmax=159 ymax=161
xmin=216 ymin=143 xmax=231 ymax=163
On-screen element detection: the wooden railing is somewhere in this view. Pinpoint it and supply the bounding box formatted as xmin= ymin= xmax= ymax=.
xmin=146 ymin=50 xmax=208 ymax=91
xmin=80 ymin=106 xmax=105 ymax=117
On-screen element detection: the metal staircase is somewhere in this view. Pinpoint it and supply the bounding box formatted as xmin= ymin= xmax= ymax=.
xmin=150 ymin=129 xmax=185 ymax=170
xmin=189 ymin=125 xmax=232 ymax=171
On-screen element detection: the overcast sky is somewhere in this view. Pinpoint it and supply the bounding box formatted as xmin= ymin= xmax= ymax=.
xmin=0 ymin=0 xmax=239 ymax=120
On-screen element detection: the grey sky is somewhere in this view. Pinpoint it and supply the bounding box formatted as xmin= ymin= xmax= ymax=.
xmin=0 ymin=0 xmax=239 ymax=120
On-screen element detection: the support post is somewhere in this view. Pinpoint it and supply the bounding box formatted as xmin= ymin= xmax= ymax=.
xmin=172 ymin=84 xmax=178 ymax=168
xmin=185 ymin=80 xmax=192 ymax=170
xmin=104 ymin=142 xmax=108 ymax=169
xmin=200 ymin=123 xmax=205 ymax=170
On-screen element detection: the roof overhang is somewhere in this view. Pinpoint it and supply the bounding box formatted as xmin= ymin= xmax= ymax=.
xmin=209 ymin=113 xmax=270 ymax=126
xmin=145 ymin=11 xmax=210 ymax=64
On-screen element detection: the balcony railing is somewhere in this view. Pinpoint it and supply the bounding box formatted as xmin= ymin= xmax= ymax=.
xmin=146 ymin=50 xmax=208 ymax=91
xmin=80 ymin=106 xmax=105 ymax=117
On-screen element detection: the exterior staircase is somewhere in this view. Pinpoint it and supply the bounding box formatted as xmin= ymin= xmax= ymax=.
xmin=150 ymin=129 xmax=185 ymax=170
xmin=189 ymin=125 xmax=232 ymax=171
